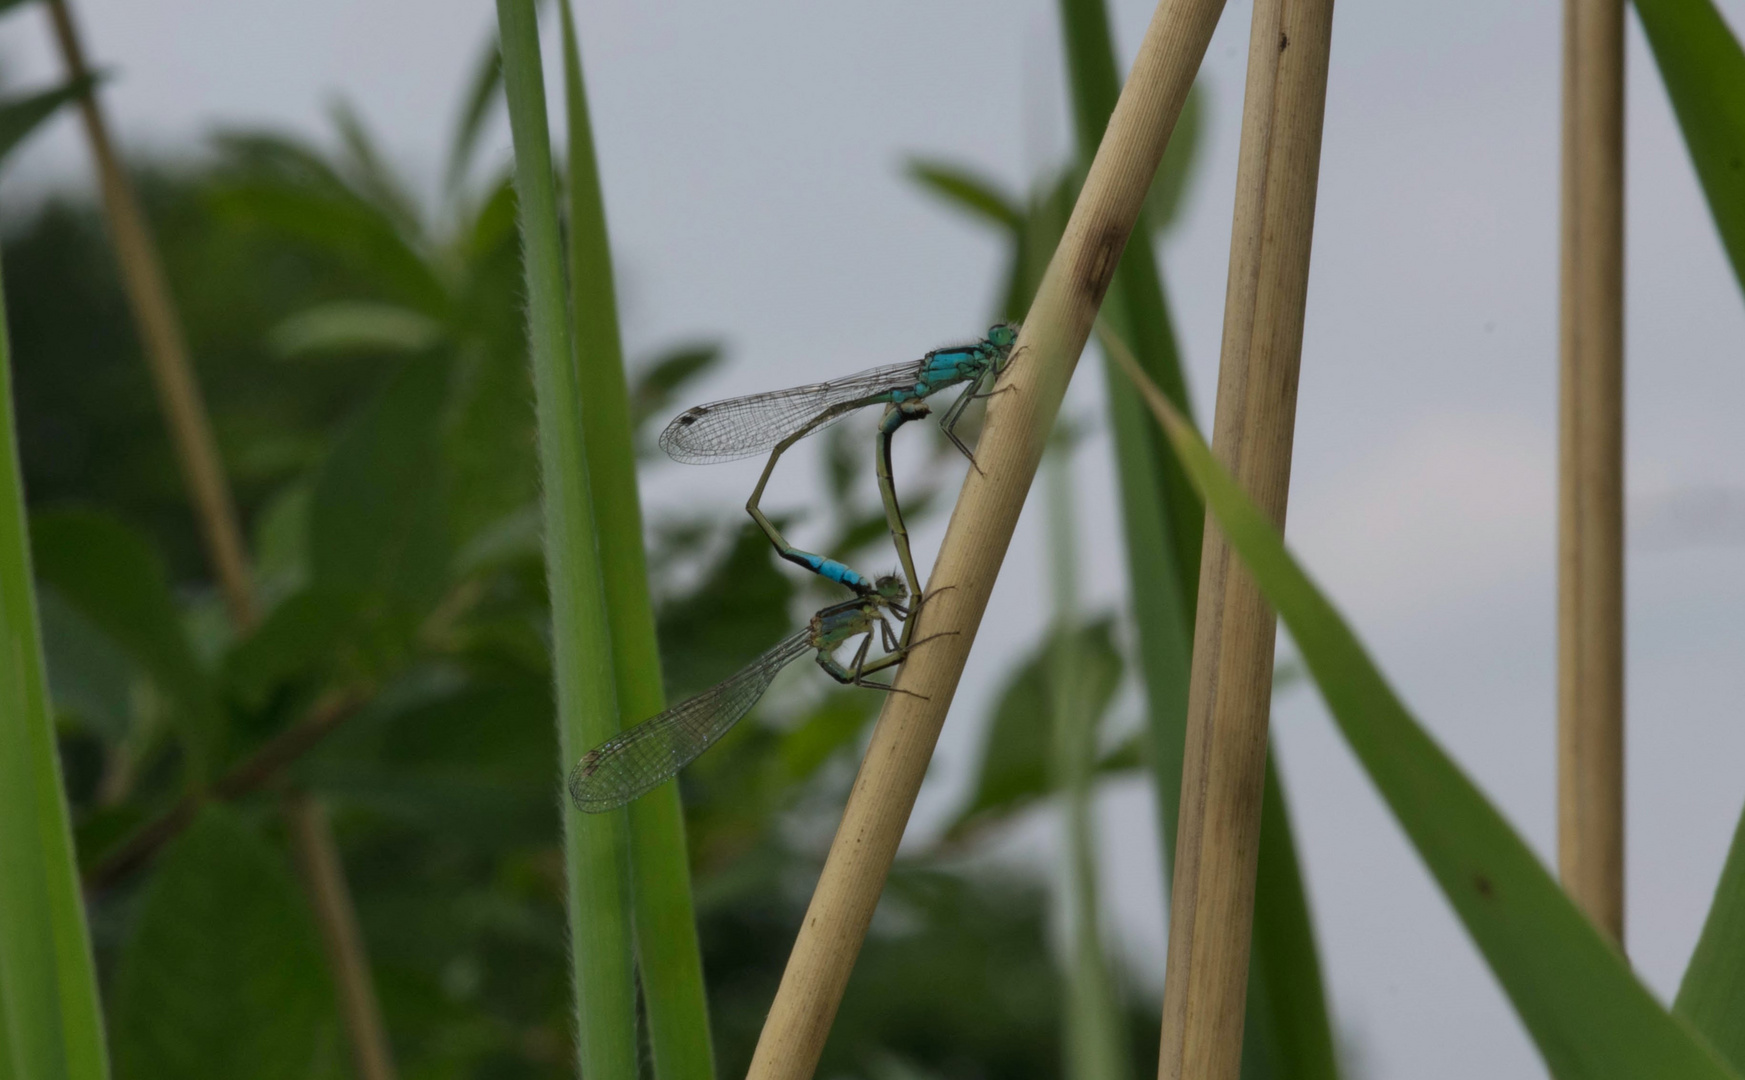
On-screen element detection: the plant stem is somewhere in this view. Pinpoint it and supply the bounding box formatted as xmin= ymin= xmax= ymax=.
xmin=741 ymin=2 xmax=1220 ymax=1076
xmin=1062 ymin=1 xmax=1339 ymax=1073
xmin=497 ymin=2 xmax=639 ymax=1075
xmin=1155 ymin=0 xmax=1335 ymax=1076
xmin=1047 ymin=441 xmax=1130 ymax=1080
xmin=1558 ymin=0 xmax=1626 ymax=945
xmin=46 ymin=3 xmax=400 ymax=1060
xmin=83 ymin=687 xmax=367 ymax=892
xmin=283 ymin=791 xmax=397 ymax=1080
xmin=558 ymin=7 xmax=715 ymax=1077
xmin=43 ymin=0 xmax=255 ymax=630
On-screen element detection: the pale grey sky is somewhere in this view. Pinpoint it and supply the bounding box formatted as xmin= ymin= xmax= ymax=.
xmin=8 ymin=1 xmax=1745 ymax=1077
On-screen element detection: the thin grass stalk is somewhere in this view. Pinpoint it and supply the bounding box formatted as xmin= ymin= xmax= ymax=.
xmin=1558 ymin=0 xmax=1627 ymax=945
xmin=557 ymin=5 xmax=715 ymax=1078
xmin=47 ymin=0 xmax=401 ymax=1059
xmin=1059 ymin=3 xmax=1338 ymax=1075
xmin=1155 ymin=0 xmax=1335 ymax=1076
xmin=496 ymin=2 xmax=638 ymax=1074
xmin=741 ymin=2 xmax=1223 ymax=1075
xmin=1046 ymin=441 xmax=1131 ymax=1080
xmin=0 ymin=258 xmax=110 ymax=1080
xmin=283 ymin=792 xmax=396 ymax=1080
xmin=43 ymin=0 xmax=255 ymax=631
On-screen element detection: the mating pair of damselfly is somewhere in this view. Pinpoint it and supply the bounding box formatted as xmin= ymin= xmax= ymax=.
xmin=568 ymin=323 xmax=1020 ymax=812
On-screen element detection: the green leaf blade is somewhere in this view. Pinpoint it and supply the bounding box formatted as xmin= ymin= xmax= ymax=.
xmin=30 ymin=508 xmax=223 ymax=779
xmin=496 ymin=2 xmax=638 ymax=1076
xmin=0 ymin=75 xmax=96 ymax=172
xmin=559 ymin=6 xmax=715 ymax=1075
xmin=1675 ymin=805 xmax=1745 ymax=1070
xmin=110 ymin=808 xmax=335 ymax=1080
xmin=0 ymin=256 xmax=110 ymax=1080
xmin=1634 ymin=0 xmax=1745 ymax=298
xmin=1123 ymin=360 xmax=1740 ymax=1080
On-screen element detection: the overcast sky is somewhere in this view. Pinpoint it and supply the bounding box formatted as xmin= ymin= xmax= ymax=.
xmin=8 ymin=1 xmax=1745 ymax=1077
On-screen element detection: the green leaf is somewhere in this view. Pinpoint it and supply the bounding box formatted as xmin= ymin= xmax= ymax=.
xmin=329 ymin=98 xmax=426 ymax=243
xmin=1634 ymin=0 xmax=1745 ymax=296
xmin=221 ymin=587 xmax=363 ymax=710
xmin=111 ymin=808 xmax=334 ymax=1080
xmin=268 ymin=301 xmax=442 ymax=359
xmin=947 ymin=619 xmax=1123 ymax=840
xmin=631 ymin=344 xmax=724 ymax=435
xmin=1676 ymin=806 xmax=1745 ymax=1070
xmin=656 ymin=525 xmax=795 ymax=698
xmin=30 ymin=508 xmax=224 ymax=780
xmin=557 ymin=4 xmax=715 ymax=1075
xmin=0 ymin=75 xmax=96 ymax=172
xmin=1144 ymin=82 xmax=1205 ymax=232
xmin=446 ymin=30 xmax=505 ymax=194
xmin=497 ymin=3 xmax=638 ymax=1078
xmin=0 ymin=245 xmax=110 ymax=1080
xmin=906 ymin=160 xmax=1025 ymax=229
xmin=1120 ymin=356 xmax=1740 ymax=1080
xmin=209 ymin=182 xmax=449 ymax=317
xmin=308 ymin=358 xmax=452 ymax=615
xmin=36 ymin=587 xmax=135 ymax=742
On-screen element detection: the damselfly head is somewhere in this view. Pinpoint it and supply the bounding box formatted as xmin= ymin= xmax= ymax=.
xmin=987 ymin=323 xmax=1019 ymax=349
xmin=872 ymin=574 xmax=908 ymax=605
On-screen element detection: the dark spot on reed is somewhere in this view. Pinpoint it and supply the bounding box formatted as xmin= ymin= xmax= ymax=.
xmin=1279 ymin=32 xmax=1289 ymax=51
xmin=1473 ymin=873 xmax=1493 ymax=899
xmin=1080 ymin=228 xmax=1124 ymax=308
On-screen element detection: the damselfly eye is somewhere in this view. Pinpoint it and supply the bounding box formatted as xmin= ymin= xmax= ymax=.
xmin=988 ymin=324 xmax=1018 ymax=347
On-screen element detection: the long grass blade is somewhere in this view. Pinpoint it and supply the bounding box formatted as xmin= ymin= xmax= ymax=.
xmin=0 ymin=252 xmax=110 ymax=1080
xmin=1114 ymin=349 xmax=1741 ymax=1080
xmin=1676 ymin=808 xmax=1745 ymax=1071
xmin=1045 ymin=443 xmax=1131 ymax=1080
xmin=557 ymin=5 xmax=715 ymax=1075
xmin=1056 ymin=2 xmax=1339 ymax=1076
xmin=1633 ymin=0 xmax=1745 ymax=296
xmin=496 ymin=2 xmax=638 ymax=1075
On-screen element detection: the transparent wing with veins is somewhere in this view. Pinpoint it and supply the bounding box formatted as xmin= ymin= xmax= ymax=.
xmin=567 ymin=629 xmax=815 ymax=812
xmin=657 ymin=360 xmax=927 ymax=464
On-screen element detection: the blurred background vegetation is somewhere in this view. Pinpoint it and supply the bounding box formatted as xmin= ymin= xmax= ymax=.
xmin=3 ymin=23 xmax=1176 ymax=1078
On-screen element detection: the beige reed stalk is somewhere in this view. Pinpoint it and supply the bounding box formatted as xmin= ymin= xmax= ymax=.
xmin=1155 ymin=0 xmax=1334 ymax=1077
xmin=47 ymin=2 xmax=398 ymax=1070
xmin=1557 ymin=0 xmax=1626 ymax=945
xmin=284 ymin=792 xmax=398 ymax=1080
xmin=742 ymin=2 xmax=1226 ymax=1078
xmin=45 ymin=0 xmax=256 ymax=631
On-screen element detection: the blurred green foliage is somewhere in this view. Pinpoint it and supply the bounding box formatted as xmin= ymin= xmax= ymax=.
xmin=4 ymin=43 xmax=1161 ymax=1077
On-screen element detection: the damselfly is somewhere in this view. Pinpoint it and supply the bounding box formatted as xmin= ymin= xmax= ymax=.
xmin=568 ymin=576 xmax=921 ymax=812
xmin=658 ymin=325 xmax=1019 ymax=622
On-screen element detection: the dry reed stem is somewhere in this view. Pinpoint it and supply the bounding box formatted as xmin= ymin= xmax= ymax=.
xmin=44 ymin=0 xmax=256 ymax=630
xmin=48 ymin=1 xmax=401 ymax=1056
xmin=284 ymin=791 xmax=398 ymax=1080
xmin=1557 ymin=0 xmax=1626 ymax=945
xmin=1154 ymin=0 xmax=1334 ymax=1077
xmin=742 ymin=2 xmax=1225 ymax=1078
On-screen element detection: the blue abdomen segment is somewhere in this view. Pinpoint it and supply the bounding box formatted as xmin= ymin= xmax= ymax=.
xmin=796 ymin=553 xmax=871 ymax=592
